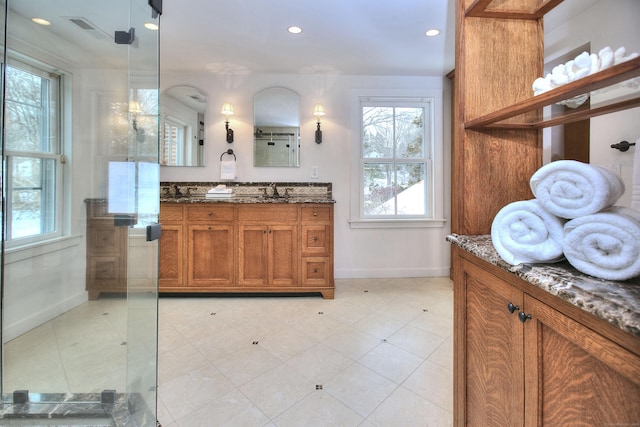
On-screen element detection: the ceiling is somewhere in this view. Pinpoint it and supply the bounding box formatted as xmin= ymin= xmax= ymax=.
xmin=8 ymin=0 xmax=456 ymax=77
xmin=7 ymin=0 xmax=594 ymax=77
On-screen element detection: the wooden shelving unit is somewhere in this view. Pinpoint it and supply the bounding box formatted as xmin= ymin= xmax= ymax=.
xmin=453 ymin=1 xmax=640 ymax=426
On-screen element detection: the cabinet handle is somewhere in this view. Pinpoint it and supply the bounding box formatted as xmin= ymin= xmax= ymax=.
xmin=313 ymin=236 xmax=318 ymax=241
xmin=313 ymin=268 xmax=318 ymax=273
xmin=507 ymin=303 xmax=519 ymax=314
xmin=208 ymin=213 xmax=213 ymax=217
xmin=518 ymin=311 xmax=532 ymax=323
xmin=313 ymin=212 xmax=318 ymax=216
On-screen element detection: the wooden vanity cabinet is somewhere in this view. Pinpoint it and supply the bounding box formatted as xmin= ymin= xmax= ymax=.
xmin=85 ymin=199 xmax=128 ymax=300
xmin=455 ymin=247 xmax=640 ymax=426
xmin=159 ymin=202 xmax=334 ymax=298
xmin=237 ymin=205 xmax=298 ymax=287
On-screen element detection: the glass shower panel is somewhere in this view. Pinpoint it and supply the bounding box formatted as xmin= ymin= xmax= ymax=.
xmin=1 ymin=0 xmax=160 ymax=425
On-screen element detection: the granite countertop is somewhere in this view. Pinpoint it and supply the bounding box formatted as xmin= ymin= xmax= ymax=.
xmin=160 ymin=195 xmax=335 ymax=204
xmin=447 ymin=234 xmax=640 ymax=338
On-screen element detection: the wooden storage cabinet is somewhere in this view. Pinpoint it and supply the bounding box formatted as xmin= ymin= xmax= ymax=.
xmin=159 ymin=202 xmax=334 ymax=298
xmin=85 ymin=199 xmax=128 ymax=300
xmin=454 ymin=247 xmax=640 ymax=426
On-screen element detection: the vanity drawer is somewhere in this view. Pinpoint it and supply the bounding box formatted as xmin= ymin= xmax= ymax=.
xmin=301 ymin=257 xmax=331 ymax=286
xmin=187 ymin=205 xmax=234 ymax=222
xmin=301 ymin=206 xmax=331 ymax=222
xmin=301 ymin=225 xmax=330 ymax=256
xmin=237 ymin=205 xmax=298 ymax=222
xmin=160 ymin=204 xmax=184 ymax=222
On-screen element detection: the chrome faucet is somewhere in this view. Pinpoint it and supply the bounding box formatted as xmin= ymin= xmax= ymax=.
xmin=269 ymin=183 xmax=280 ymax=199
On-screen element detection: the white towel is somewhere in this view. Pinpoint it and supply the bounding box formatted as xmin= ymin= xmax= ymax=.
xmin=563 ymin=206 xmax=640 ymax=281
xmin=530 ymin=160 xmax=625 ymax=219
xmin=491 ymin=199 xmax=566 ymax=265
xmin=220 ymin=160 xmax=236 ymax=180
xmin=631 ymin=139 xmax=640 ymax=211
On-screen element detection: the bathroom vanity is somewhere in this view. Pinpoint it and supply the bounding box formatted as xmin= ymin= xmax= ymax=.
xmin=158 ymin=182 xmax=335 ymax=299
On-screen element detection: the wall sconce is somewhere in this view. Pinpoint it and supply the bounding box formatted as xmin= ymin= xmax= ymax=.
xmin=221 ymin=102 xmax=234 ymax=143
xmin=313 ymin=103 xmax=325 ymax=144
xmin=129 ymin=100 xmax=145 ymax=142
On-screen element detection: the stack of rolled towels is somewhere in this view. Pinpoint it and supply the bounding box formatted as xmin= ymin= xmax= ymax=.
xmin=491 ymin=160 xmax=640 ymax=281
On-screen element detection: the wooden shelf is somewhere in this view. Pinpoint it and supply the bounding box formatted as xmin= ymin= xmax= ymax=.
xmin=465 ymin=0 xmax=563 ymax=20
xmin=464 ymin=56 xmax=640 ymax=130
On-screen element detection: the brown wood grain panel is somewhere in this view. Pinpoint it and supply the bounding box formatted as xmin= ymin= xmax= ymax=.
xmin=269 ymin=226 xmax=297 ymax=286
xmin=159 ymin=204 xmax=184 ymax=222
xmin=462 ymin=258 xmax=525 ymax=427
xmin=524 ymin=295 xmax=640 ymax=426
xmin=159 ymin=225 xmax=183 ymax=287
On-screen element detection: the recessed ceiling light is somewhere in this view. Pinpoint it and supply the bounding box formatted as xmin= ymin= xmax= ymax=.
xmin=144 ymin=22 xmax=158 ymax=30
xmin=425 ymin=29 xmax=440 ymax=37
xmin=32 ymin=18 xmax=51 ymax=26
xmin=287 ymin=26 xmax=303 ymax=34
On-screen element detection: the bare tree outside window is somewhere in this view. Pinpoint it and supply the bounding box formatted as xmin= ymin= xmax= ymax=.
xmin=5 ymin=62 xmax=61 ymax=240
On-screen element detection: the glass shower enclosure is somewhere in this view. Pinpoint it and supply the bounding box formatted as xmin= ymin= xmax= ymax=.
xmin=0 ymin=0 xmax=161 ymax=425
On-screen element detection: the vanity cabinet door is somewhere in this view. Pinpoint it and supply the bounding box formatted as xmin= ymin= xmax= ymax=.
xmin=269 ymin=225 xmax=297 ymax=286
xmin=158 ymin=224 xmax=184 ymax=288
xmin=187 ymin=224 xmax=234 ymax=287
xmin=456 ymin=256 xmax=525 ymax=427
xmin=523 ymin=295 xmax=640 ymax=426
xmin=238 ymin=224 xmax=297 ymax=287
xmin=159 ymin=204 xmax=185 ymax=289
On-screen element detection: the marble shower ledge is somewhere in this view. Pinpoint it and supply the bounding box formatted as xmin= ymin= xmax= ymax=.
xmin=0 ymin=392 xmax=155 ymax=426
xmin=447 ymin=234 xmax=640 ymax=338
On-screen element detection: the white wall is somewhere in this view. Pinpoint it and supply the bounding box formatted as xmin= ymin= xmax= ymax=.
xmin=160 ymin=71 xmax=452 ymax=279
xmin=545 ymin=0 xmax=640 ymax=208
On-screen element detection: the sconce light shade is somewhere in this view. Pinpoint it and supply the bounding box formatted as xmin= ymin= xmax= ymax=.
xmin=313 ymin=104 xmax=324 ymax=144
xmin=221 ymin=102 xmax=234 ymax=117
xmin=221 ymin=102 xmax=234 ymax=143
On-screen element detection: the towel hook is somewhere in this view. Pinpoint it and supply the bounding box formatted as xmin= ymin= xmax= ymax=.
xmin=611 ymin=140 xmax=636 ymax=152
xmin=220 ymin=148 xmax=236 ymax=161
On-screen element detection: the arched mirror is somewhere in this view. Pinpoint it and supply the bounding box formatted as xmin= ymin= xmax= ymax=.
xmin=161 ymin=85 xmax=206 ymax=166
xmin=254 ymin=87 xmax=300 ymax=167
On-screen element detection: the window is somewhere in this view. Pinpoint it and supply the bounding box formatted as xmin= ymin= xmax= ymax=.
xmin=162 ymin=118 xmax=186 ymax=166
xmin=360 ymin=97 xmax=433 ymax=219
xmin=4 ymin=59 xmax=65 ymax=244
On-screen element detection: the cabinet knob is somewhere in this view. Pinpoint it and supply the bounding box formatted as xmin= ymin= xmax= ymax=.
xmin=518 ymin=311 xmax=532 ymax=323
xmin=313 ymin=268 xmax=318 ymax=273
xmin=507 ymin=303 xmax=519 ymax=314
xmin=313 ymin=236 xmax=318 ymax=241
xmin=208 ymin=212 xmax=213 ymax=217
xmin=313 ymin=212 xmax=318 ymax=216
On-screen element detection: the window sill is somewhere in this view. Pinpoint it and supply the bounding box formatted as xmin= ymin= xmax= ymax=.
xmin=348 ymin=218 xmax=447 ymax=229
xmin=5 ymin=235 xmax=83 ymax=264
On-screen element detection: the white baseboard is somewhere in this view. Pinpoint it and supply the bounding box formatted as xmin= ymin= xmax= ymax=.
xmin=335 ymin=267 xmax=450 ymax=279
xmin=3 ymin=292 xmax=88 ymax=342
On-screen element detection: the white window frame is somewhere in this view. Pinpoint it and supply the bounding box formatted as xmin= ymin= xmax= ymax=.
xmin=4 ymin=56 xmax=68 ymax=247
xmin=349 ymin=89 xmax=446 ymax=229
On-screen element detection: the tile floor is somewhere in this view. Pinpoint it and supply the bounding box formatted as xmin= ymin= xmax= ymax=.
xmin=157 ymin=278 xmax=453 ymax=426
xmin=3 ymin=277 xmax=454 ymax=426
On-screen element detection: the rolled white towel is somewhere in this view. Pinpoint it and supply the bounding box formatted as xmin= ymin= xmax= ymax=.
xmin=563 ymin=207 xmax=640 ymax=281
xmin=491 ymin=199 xmax=566 ymax=265
xmin=530 ymin=160 xmax=625 ymax=219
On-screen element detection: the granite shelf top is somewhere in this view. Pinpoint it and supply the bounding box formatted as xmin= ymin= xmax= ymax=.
xmin=447 ymin=234 xmax=640 ymax=338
